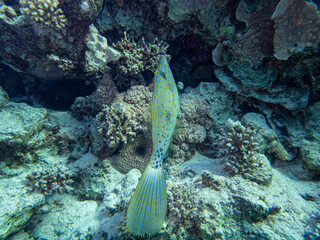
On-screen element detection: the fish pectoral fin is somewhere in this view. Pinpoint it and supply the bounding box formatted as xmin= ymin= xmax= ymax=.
xmin=126 ymin=162 xmax=167 ymax=236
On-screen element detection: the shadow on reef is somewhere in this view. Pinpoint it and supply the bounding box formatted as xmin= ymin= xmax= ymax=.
xmin=0 ymin=63 xmax=96 ymax=110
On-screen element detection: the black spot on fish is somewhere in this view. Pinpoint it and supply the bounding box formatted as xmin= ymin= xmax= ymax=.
xmin=160 ymin=72 xmax=166 ymax=78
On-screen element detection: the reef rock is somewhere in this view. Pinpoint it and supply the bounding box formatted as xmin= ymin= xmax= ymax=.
xmin=0 ymin=176 xmax=44 ymax=239
xmin=0 ymin=0 xmax=103 ymax=79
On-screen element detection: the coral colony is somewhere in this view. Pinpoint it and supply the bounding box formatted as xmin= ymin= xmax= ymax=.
xmin=0 ymin=0 xmax=319 ymax=239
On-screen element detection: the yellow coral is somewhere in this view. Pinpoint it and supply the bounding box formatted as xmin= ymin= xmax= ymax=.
xmin=19 ymin=0 xmax=67 ymax=30
xmin=0 ymin=4 xmax=18 ymax=24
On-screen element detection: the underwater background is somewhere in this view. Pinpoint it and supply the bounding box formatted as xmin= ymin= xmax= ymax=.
xmin=0 ymin=0 xmax=320 ymax=239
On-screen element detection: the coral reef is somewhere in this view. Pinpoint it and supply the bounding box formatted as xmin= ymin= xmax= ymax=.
xmin=301 ymin=140 xmax=320 ymax=175
xmin=19 ymin=0 xmax=67 ymax=30
xmin=85 ymin=24 xmax=121 ymax=73
xmin=47 ymin=54 xmax=74 ymax=71
xmin=113 ymin=32 xmax=169 ymax=75
xmin=168 ymin=85 xmax=213 ymax=165
xmin=0 ymin=0 xmax=319 ymax=239
xmin=26 ymin=165 xmax=74 ymax=195
xmin=241 ymin=112 xmax=293 ymax=162
xmin=220 ymin=119 xmax=273 ymax=185
xmin=0 ymin=0 xmax=103 ymax=79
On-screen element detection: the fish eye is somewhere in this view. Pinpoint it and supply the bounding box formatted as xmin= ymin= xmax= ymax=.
xmin=160 ymin=72 xmax=166 ymax=78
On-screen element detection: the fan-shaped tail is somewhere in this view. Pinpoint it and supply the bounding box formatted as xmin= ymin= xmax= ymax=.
xmin=126 ymin=162 xmax=167 ymax=236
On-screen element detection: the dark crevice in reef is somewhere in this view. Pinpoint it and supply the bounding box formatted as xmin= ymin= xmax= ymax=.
xmin=0 ymin=63 xmax=96 ymax=111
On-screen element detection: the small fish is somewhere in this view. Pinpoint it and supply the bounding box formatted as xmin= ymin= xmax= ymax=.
xmin=126 ymin=55 xmax=179 ymax=236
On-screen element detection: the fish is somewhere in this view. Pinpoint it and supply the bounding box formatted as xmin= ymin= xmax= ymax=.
xmin=126 ymin=55 xmax=179 ymax=236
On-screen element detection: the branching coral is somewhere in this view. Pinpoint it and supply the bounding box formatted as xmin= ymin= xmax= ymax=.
xmin=168 ymin=90 xmax=213 ymax=165
xmin=85 ymin=24 xmax=121 ymax=73
xmin=47 ymin=54 xmax=74 ymax=71
xmin=19 ymin=0 xmax=67 ymax=30
xmin=113 ymin=31 xmax=169 ymax=75
xmin=26 ymin=165 xmax=74 ymax=195
xmin=0 ymin=4 xmax=18 ymax=24
xmin=167 ymin=181 xmax=224 ymax=239
xmin=220 ymin=119 xmax=273 ymax=185
xmin=95 ymin=103 xmax=143 ymax=155
xmin=168 ymin=182 xmax=202 ymax=230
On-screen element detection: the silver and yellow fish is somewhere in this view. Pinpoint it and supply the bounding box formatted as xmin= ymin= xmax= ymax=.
xmin=126 ymin=55 xmax=179 ymax=236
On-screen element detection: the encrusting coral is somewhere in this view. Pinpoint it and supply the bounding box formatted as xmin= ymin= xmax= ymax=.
xmin=113 ymin=31 xmax=169 ymax=75
xmin=19 ymin=0 xmax=67 ymax=30
xmin=220 ymin=119 xmax=273 ymax=185
xmin=26 ymin=165 xmax=74 ymax=195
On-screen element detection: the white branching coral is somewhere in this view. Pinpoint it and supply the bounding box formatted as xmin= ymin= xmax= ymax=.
xmin=113 ymin=31 xmax=169 ymax=75
xmin=220 ymin=119 xmax=273 ymax=185
xmin=85 ymin=24 xmax=121 ymax=73
xmin=19 ymin=0 xmax=67 ymax=30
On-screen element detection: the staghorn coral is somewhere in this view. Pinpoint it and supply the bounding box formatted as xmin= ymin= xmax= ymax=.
xmin=113 ymin=31 xmax=169 ymax=75
xmin=94 ymin=102 xmax=143 ymax=156
xmin=26 ymin=165 xmax=74 ymax=195
xmin=19 ymin=0 xmax=67 ymax=30
xmin=220 ymin=119 xmax=273 ymax=185
xmin=85 ymin=24 xmax=121 ymax=73
xmin=271 ymin=0 xmax=320 ymax=60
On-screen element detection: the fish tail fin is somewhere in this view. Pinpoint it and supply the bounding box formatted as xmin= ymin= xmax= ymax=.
xmin=126 ymin=162 xmax=167 ymax=236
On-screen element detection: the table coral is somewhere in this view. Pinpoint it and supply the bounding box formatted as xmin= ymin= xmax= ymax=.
xmin=19 ymin=0 xmax=67 ymax=30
